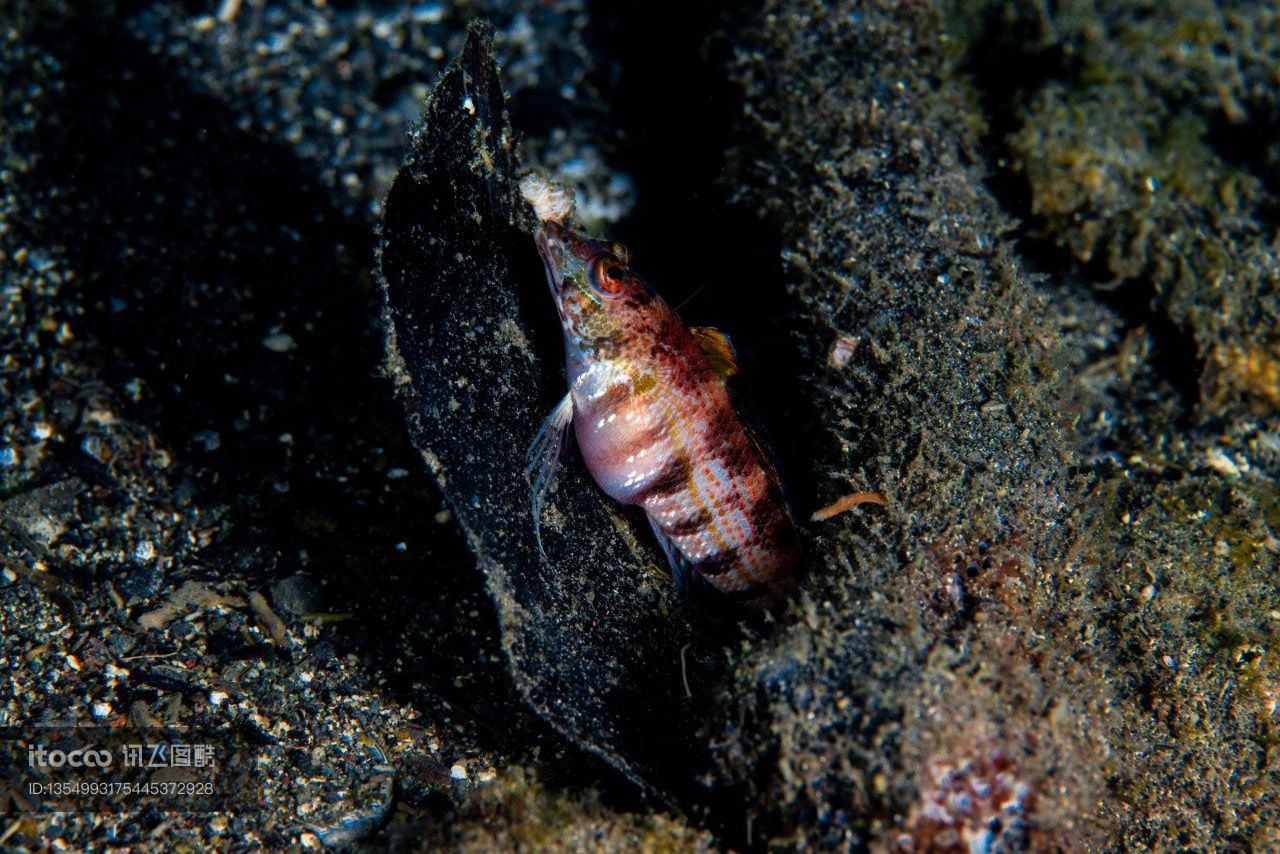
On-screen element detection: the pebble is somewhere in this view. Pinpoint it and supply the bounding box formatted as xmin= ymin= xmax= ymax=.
xmin=192 ymin=430 xmax=221 ymax=452
xmin=261 ymin=332 xmax=297 ymax=352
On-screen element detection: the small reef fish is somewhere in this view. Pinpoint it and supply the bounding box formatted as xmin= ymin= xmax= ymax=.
xmin=523 ymin=185 xmax=801 ymax=609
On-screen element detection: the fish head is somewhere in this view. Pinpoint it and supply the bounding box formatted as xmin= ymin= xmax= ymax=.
xmin=535 ymin=220 xmax=657 ymax=361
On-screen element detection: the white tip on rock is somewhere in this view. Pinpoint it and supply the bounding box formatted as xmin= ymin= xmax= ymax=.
xmin=519 ymin=173 xmax=575 ymax=223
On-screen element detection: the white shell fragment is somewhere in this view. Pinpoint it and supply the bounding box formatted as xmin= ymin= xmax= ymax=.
xmin=827 ymin=335 xmax=859 ymax=370
xmin=519 ymin=172 xmax=575 ymax=223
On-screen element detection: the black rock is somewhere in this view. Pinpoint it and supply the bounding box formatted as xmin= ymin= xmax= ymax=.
xmin=378 ymin=22 xmax=709 ymax=807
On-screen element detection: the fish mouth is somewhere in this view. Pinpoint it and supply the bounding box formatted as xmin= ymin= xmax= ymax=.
xmin=534 ymin=227 xmax=564 ymax=295
xmin=535 ymin=221 xmax=606 ymax=313
xmin=535 ymin=220 xmax=594 ymax=295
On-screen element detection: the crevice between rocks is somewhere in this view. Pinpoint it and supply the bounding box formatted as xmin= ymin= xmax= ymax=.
xmin=544 ymin=2 xmax=817 ymax=846
xmin=582 ymin=0 xmax=820 ymax=528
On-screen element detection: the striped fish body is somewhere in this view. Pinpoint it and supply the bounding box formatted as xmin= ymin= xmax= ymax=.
xmin=530 ymin=220 xmax=800 ymax=608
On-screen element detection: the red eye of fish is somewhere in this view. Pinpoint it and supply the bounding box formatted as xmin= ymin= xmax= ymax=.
xmin=588 ymin=255 xmax=628 ymax=296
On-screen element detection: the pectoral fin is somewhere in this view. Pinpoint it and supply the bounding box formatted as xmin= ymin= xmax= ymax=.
xmin=690 ymin=326 xmax=738 ymax=377
xmin=524 ymin=393 xmax=574 ymax=559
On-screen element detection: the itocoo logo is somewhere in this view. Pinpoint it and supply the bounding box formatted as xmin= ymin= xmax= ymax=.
xmin=27 ymin=744 xmax=113 ymax=768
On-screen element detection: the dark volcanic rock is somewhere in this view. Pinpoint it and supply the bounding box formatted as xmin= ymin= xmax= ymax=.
xmin=379 ymin=23 xmax=707 ymax=807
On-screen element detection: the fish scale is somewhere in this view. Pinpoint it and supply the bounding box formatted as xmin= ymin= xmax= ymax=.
xmin=526 ymin=218 xmax=800 ymax=608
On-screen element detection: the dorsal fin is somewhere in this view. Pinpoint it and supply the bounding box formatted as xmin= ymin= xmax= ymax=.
xmin=690 ymin=326 xmax=738 ymax=377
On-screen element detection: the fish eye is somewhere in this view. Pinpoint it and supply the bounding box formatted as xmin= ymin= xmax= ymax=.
xmin=588 ymin=255 xmax=629 ymax=297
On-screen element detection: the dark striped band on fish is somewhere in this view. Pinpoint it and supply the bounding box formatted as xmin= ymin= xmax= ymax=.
xmin=707 ymin=406 xmax=741 ymax=447
xmin=615 ymin=421 xmax=669 ymax=462
xmin=691 ymin=548 xmax=738 ymax=578
xmin=639 ymin=453 xmax=692 ymax=500
xmin=766 ymin=505 xmax=803 ymax=552
xmin=748 ymin=489 xmax=793 ymax=539
xmin=663 ymin=507 xmax=712 ymax=537
xmin=706 ymin=431 xmax=759 ymax=482
xmin=593 ymin=381 xmax=631 ymax=414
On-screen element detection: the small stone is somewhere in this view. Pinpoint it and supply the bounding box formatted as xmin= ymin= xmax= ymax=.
xmin=1205 ymin=447 xmax=1246 ymax=476
xmin=411 ymin=3 xmax=444 ymax=23
xmin=271 ymin=574 xmax=324 ymax=616
xmin=192 ymin=430 xmax=221 ymax=452
xmin=261 ymin=332 xmax=297 ymax=352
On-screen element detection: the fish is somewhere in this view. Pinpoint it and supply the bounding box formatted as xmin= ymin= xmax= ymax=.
xmin=525 ymin=217 xmax=801 ymax=609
